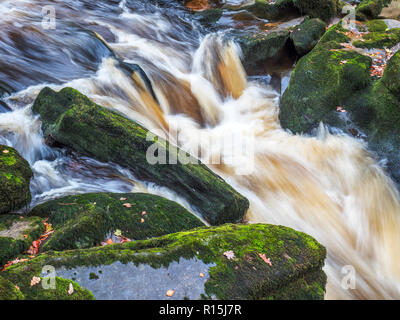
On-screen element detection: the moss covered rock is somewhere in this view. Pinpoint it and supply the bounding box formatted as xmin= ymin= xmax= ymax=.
xmin=280 ymin=23 xmax=372 ymax=133
xmin=192 ymin=8 xmax=223 ymax=26
xmin=245 ymin=0 xmax=337 ymax=22
xmin=0 ymin=215 xmax=45 ymax=266
xmin=280 ymin=20 xmax=400 ymax=183
xmin=353 ymin=27 xmax=400 ymax=49
xmin=29 ymin=192 xmax=205 ymax=251
xmin=356 ymin=0 xmax=393 ymax=20
xmin=2 ymin=223 xmax=327 ymax=300
xmin=0 ymin=145 xmax=33 ymax=215
xmin=237 ymin=30 xmax=290 ymax=72
xmin=290 ymin=18 xmax=327 ymax=55
xmin=0 ymin=275 xmax=24 ymax=300
xmin=31 ymin=87 xmax=249 ymax=225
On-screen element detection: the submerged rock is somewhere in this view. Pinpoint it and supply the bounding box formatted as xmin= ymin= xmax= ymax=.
xmin=0 ymin=145 xmax=33 ymax=215
xmin=32 ymin=87 xmax=249 ymax=225
xmin=2 ymin=224 xmax=327 ymax=300
xmin=29 ymin=192 xmax=205 ymax=251
xmin=0 ymin=215 xmax=45 ymax=266
xmin=290 ymin=18 xmax=327 ymax=55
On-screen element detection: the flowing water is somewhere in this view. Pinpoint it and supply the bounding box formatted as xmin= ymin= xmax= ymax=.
xmin=1 ymin=0 xmax=400 ymax=300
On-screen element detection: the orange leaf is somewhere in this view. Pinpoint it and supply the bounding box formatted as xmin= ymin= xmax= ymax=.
xmin=166 ymin=289 xmax=175 ymax=297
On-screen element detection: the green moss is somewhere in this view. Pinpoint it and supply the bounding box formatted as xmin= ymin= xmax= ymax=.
xmin=32 ymin=87 xmax=249 ymax=225
xmin=0 ymin=215 xmax=45 ymax=266
xmin=366 ymin=19 xmax=388 ymax=32
xmin=354 ymin=28 xmax=400 ymax=49
xmin=2 ymin=223 xmax=327 ymax=300
xmin=89 ymin=272 xmax=99 ymax=280
xmin=244 ymin=0 xmax=337 ymax=22
xmin=0 ymin=275 xmax=24 ymax=300
xmin=237 ymin=30 xmax=290 ymax=72
xmin=293 ymin=0 xmax=338 ymax=22
xmin=280 ymin=23 xmax=372 ymax=133
xmin=0 ymin=145 xmax=33 ymax=215
xmin=29 ymin=192 xmax=204 ymax=251
xmin=193 ymin=8 xmax=223 ymax=26
xmin=356 ymin=0 xmax=392 ymax=20
xmin=290 ymin=18 xmax=327 ymax=56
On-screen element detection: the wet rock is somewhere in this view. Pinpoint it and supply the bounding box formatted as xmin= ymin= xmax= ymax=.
xmin=0 ymin=275 xmax=24 ymax=300
xmin=0 ymin=100 xmax=11 ymax=113
xmin=290 ymin=18 xmax=327 ymax=55
xmin=2 ymin=224 xmax=327 ymax=300
xmin=192 ymin=8 xmax=223 ymax=27
xmin=356 ymin=0 xmax=393 ymax=20
xmin=0 ymin=145 xmax=33 ymax=215
xmin=31 ymin=87 xmax=249 ymax=225
xmin=236 ymin=30 xmax=291 ymax=73
xmin=244 ymin=0 xmax=338 ymax=22
xmin=0 ymin=215 xmax=45 ymax=266
xmin=29 ymin=192 xmax=205 ymax=251
xmin=0 ymin=81 xmax=13 ymax=98
xmin=280 ymin=20 xmax=400 ymax=184
xmin=280 ymin=23 xmax=372 ymax=133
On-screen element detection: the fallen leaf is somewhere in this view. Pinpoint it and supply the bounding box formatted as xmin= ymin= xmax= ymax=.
xmin=223 ymin=250 xmax=235 ymax=260
xmin=166 ymin=289 xmax=175 ymax=297
xmin=258 ymin=253 xmax=272 ymax=266
xmin=30 ymin=276 xmax=41 ymax=287
xmin=68 ymin=283 xmax=74 ymax=295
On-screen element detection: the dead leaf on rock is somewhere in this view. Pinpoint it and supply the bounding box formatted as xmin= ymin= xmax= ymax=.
xmin=166 ymin=289 xmax=175 ymax=297
xmin=223 ymin=250 xmax=235 ymax=260
xmin=258 ymin=253 xmax=272 ymax=266
xmin=68 ymin=283 xmax=74 ymax=295
xmin=30 ymin=276 xmax=41 ymax=287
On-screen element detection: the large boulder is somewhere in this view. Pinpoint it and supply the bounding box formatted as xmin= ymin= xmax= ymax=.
xmin=31 ymin=87 xmax=249 ymax=225
xmin=0 ymin=145 xmax=33 ymax=215
xmin=29 ymin=192 xmax=205 ymax=251
xmin=280 ymin=23 xmax=372 ymax=133
xmin=1 ymin=223 xmax=327 ymax=300
xmin=280 ymin=20 xmax=400 ymax=183
xmin=0 ymin=215 xmax=45 ymax=266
